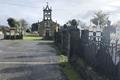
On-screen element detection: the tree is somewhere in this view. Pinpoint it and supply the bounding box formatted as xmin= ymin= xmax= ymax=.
xmin=91 ymin=10 xmax=109 ymax=28
xmin=19 ymin=19 xmax=28 ymax=30
xmin=19 ymin=19 xmax=28 ymax=35
xmin=7 ymin=18 xmax=18 ymax=28
xmin=67 ymin=19 xmax=79 ymax=28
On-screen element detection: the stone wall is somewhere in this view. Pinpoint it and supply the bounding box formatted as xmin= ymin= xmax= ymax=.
xmin=54 ymin=25 xmax=119 ymax=80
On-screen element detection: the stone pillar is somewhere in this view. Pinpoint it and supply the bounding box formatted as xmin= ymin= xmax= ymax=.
xmin=67 ymin=32 xmax=71 ymax=60
xmin=69 ymin=28 xmax=80 ymax=63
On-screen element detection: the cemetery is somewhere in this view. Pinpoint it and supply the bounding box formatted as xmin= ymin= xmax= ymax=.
xmin=0 ymin=1 xmax=120 ymax=80
xmin=54 ymin=18 xmax=120 ymax=80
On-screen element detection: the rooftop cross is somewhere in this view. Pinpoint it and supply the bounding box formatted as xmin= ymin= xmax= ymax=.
xmin=46 ymin=2 xmax=48 ymax=5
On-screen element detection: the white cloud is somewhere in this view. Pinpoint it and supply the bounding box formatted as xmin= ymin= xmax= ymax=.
xmin=0 ymin=0 xmax=120 ymax=25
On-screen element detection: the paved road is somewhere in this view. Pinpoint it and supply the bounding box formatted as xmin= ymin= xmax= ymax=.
xmin=0 ymin=40 xmax=66 ymax=80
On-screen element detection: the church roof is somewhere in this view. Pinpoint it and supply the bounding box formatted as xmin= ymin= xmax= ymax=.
xmin=43 ymin=2 xmax=52 ymax=11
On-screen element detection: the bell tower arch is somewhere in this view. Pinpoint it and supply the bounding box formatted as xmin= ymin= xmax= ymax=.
xmin=43 ymin=2 xmax=52 ymax=21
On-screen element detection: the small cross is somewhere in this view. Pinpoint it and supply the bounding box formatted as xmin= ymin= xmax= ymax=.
xmin=46 ymin=2 xmax=48 ymax=5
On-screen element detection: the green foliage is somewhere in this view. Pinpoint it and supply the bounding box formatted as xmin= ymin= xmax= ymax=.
xmin=19 ymin=19 xmax=28 ymax=31
xmin=7 ymin=18 xmax=18 ymax=28
xmin=61 ymin=62 xmax=82 ymax=80
xmin=58 ymin=54 xmax=81 ymax=80
xmin=53 ymin=45 xmax=82 ymax=80
xmin=59 ymin=54 xmax=68 ymax=63
xmin=67 ymin=19 xmax=79 ymax=27
xmin=91 ymin=10 xmax=109 ymax=27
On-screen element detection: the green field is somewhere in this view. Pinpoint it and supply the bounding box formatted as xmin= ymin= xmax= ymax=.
xmin=23 ymin=33 xmax=42 ymax=40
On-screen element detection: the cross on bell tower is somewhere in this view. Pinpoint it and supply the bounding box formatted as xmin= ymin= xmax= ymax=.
xmin=43 ymin=2 xmax=52 ymax=21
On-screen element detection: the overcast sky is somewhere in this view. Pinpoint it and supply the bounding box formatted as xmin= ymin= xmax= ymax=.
xmin=0 ymin=0 xmax=120 ymax=26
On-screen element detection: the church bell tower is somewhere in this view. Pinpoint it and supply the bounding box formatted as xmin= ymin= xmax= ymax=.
xmin=43 ymin=2 xmax=52 ymax=21
xmin=43 ymin=2 xmax=52 ymax=39
xmin=38 ymin=2 xmax=59 ymax=40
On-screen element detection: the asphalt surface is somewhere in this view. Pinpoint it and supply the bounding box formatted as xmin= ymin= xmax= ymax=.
xmin=0 ymin=40 xmax=66 ymax=80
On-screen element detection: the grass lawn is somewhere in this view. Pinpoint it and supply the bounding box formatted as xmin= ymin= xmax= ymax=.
xmin=23 ymin=33 xmax=42 ymax=40
xmin=61 ymin=63 xmax=81 ymax=80
xmin=53 ymin=45 xmax=81 ymax=80
xmin=59 ymin=54 xmax=81 ymax=80
xmin=23 ymin=36 xmax=42 ymax=40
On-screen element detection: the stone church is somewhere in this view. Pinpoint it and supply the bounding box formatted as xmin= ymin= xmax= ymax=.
xmin=38 ymin=3 xmax=59 ymax=40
